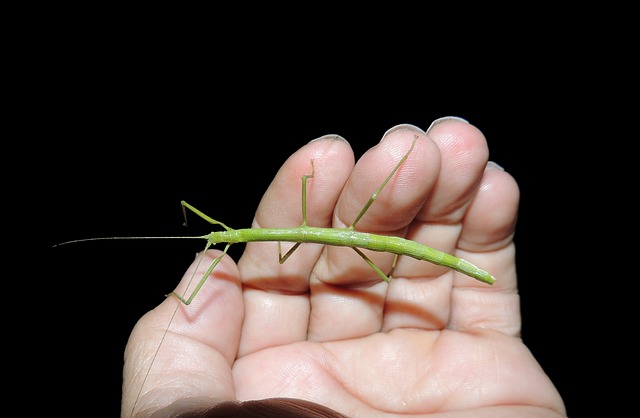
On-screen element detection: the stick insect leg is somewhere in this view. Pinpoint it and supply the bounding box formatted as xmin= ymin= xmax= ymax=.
xmin=277 ymin=160 xmax=315 ymax=264
xmin=348 ymin=137 xmax=417 ymax=230
xmin=279 ymin=242 xmax=302 ymax=264
xmin=349 ymin=137 xmax=417 ymax=280
xmin=168 ymin=242 xmax=232 ymax=305
xmin=181 ymin=200 xmax=233 ymax=231
xmin=167 ymin=201 xmax=236 ymax=305
xmin=352 ymin=247 xmax=393 ymax=283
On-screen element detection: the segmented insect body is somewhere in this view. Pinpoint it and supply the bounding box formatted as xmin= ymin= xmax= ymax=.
xmin=168 ymin=137 xmax=494 ymax=307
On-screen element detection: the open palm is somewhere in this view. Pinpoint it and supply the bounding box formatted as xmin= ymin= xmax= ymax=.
xmin=122 ymin=119 xmax=565 ymax=417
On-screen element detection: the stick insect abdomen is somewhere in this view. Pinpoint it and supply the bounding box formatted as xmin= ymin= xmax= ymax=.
xmin=206 ymin=227 xmax=495 ymax=284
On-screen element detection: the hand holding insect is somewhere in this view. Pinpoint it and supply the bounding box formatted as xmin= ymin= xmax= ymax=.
xmin=122 ymin=118 xmax=565 ymax=417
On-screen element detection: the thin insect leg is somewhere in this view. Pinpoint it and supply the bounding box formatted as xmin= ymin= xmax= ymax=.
xmin=278 ymin=241 xmax=302 ymax=264
xmin=352 ymin=247 xmax=392 ymax=283
xmin=300 ymin=159 xmax=315 ymax=227
xmin=349 ymin=137 xmax=417 ymax=230
xmin=182 ymin=200 xmax=233 ymax=231
xmin=387 ymin=254 xmax=399 ymax=280
xmin=168 ymin=242 xmax=232 ymax=305
xmin=276 ymin=159 xmax=315 ymax=264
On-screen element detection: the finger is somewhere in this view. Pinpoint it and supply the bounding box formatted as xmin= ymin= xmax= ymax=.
xmin=123 ymin=249 xmax=243 ymax=417
xmin=382 ymin=117 xmax=492 ymax=331
xmin=308 ymin=125 xmax=442 ymax=341
xmin=236 ymin=135 xmax=355 ymax=356
xmin=450 ymin=161 xmax=521 ymax=335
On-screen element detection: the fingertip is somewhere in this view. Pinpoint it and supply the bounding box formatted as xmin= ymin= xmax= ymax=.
xmin=486 ymin=161 xmax=505 ymax=171
xmin=461 ymin=166 xmax=520 ymax=251
xmin=381 ymin=123 xmax=426 ymax=140
xmin=426 ymin=116 xmax=469 ymax=133
xmin=308 ymin=133 xmax=349 ymax=145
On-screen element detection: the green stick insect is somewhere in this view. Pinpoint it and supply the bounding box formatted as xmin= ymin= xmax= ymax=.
xmin=173 ymin=137 xmax=495 ymax=306
xmin=59 ymin=137 xmax=495 ymax=291
xmin=58 ymin=135 xmax=495 ymax=417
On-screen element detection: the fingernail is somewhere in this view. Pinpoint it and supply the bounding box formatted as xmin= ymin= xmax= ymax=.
xmin=381 ymin=124 xmax=425 ymax=142
xmin=426 ymin=116 xmax=469 ymax=133
xmin=308 ymin=134 xmax=349 ymax=144
xmin=486 ymin=161 xmax=504 ymax=170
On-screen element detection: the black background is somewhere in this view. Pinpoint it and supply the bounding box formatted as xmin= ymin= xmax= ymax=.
xmin=41 ymin=59 xmax=597 ymax=417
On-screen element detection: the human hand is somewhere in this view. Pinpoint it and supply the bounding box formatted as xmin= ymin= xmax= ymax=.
xmin=122 ymin=118 xmax=566 ymax=417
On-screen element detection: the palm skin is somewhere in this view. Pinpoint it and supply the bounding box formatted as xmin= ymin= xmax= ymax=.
xmin=122 ymin=118 xmax=566 ymax=417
